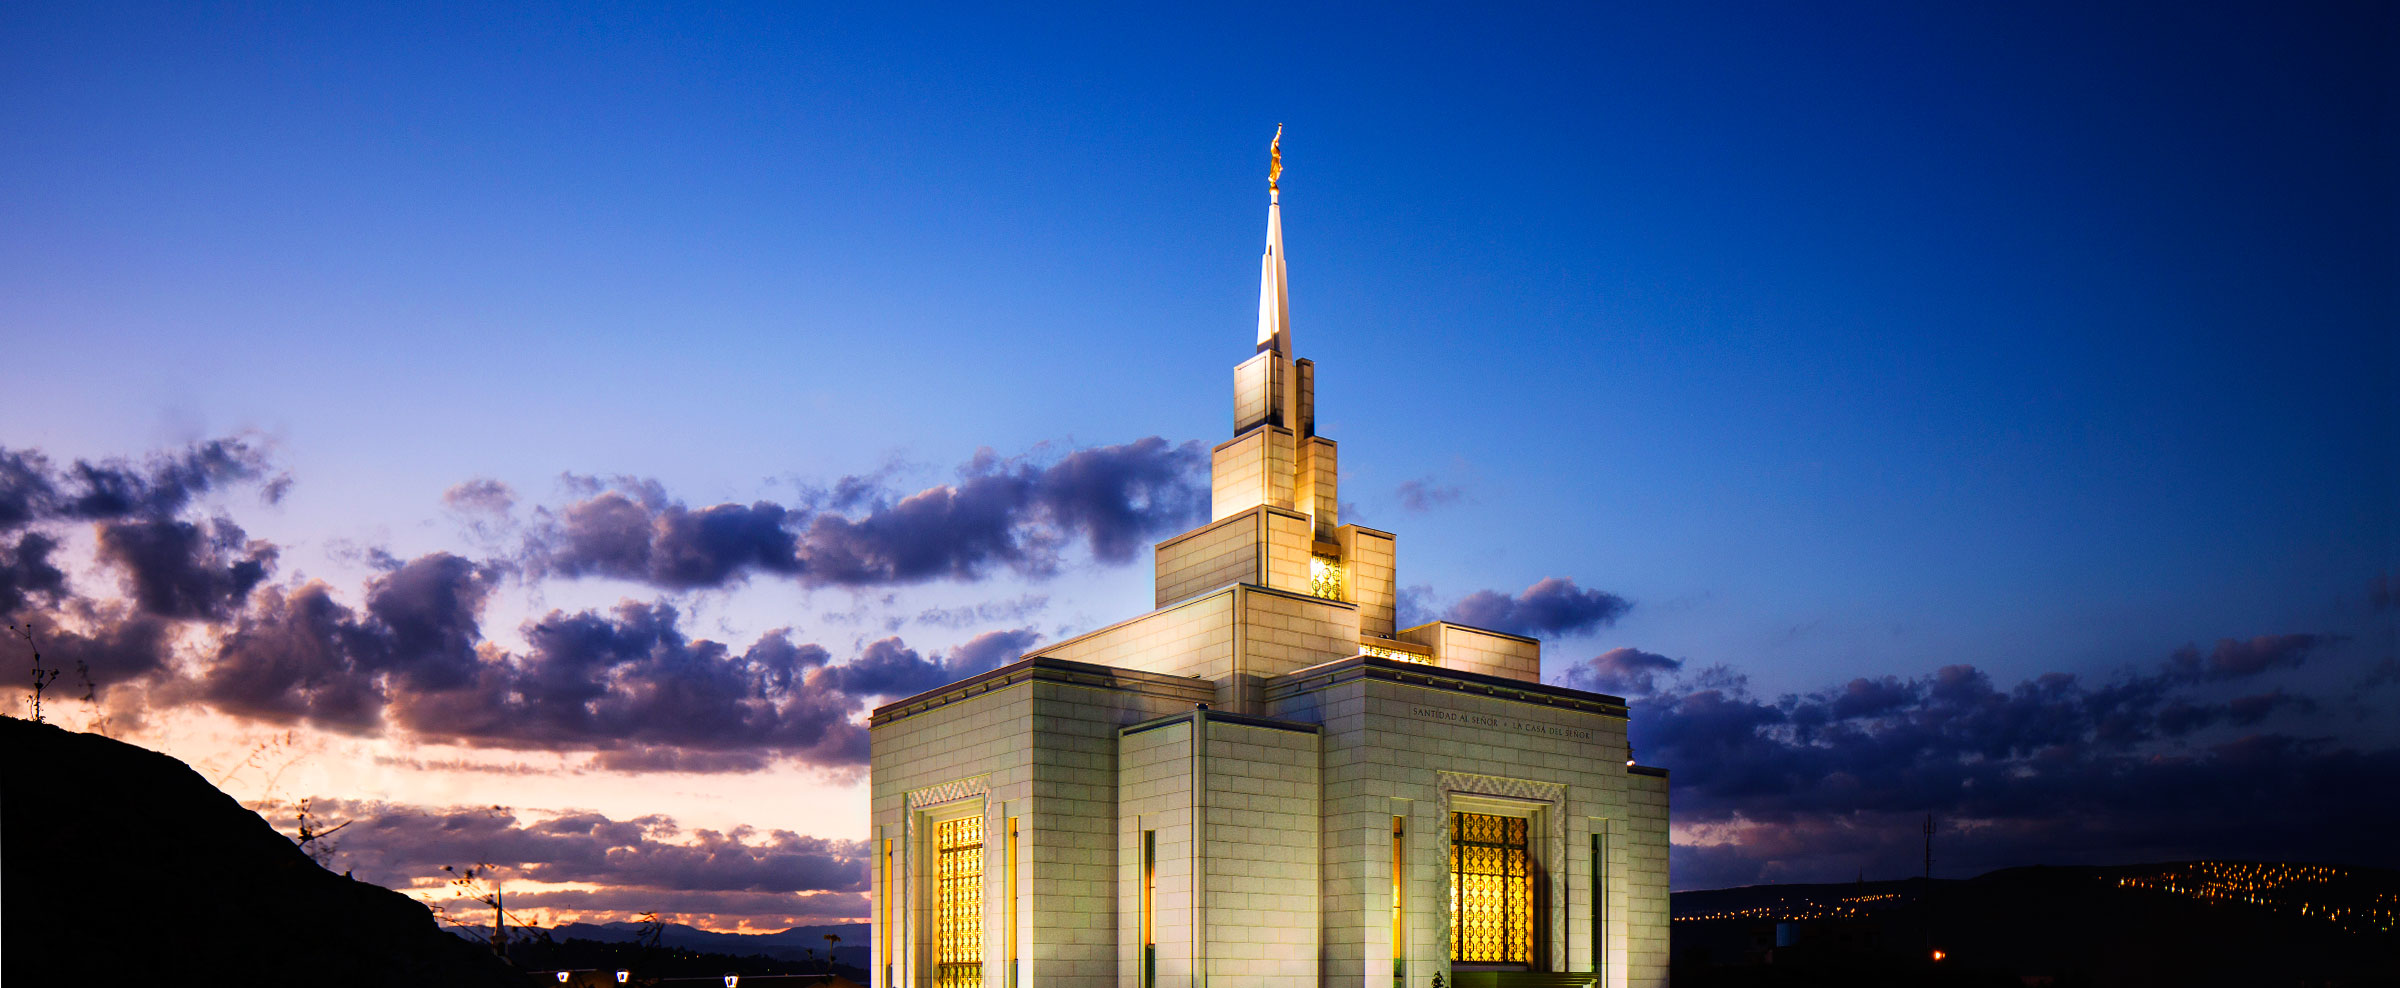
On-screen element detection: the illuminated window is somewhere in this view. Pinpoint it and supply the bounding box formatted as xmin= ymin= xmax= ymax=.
xmin=881 ymin=838 xmax=894 ymax=987
xmin=1310 ymin=554 xmax=1345 ymax=600
xmin=936 ymin=816 xmax=984 ymax=988
xmin=1005 ymin=818 xmax=1018 ymax=988
xmin=1142 ymin=830 xmax=1157 ymax=988
xmin=1590 ymin=827 xmax=1606 ymax=975
xmin=1362 ymin=644 xmax=1434 ymax=665
xmin=1392 ymin=816 xmax=1407 ymax=987
xmin=1451 ymin=812 xmax=1533 ymax=965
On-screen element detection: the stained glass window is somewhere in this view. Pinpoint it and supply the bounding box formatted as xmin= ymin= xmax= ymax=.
xmin=1310 ymin=554 xmax=1345 ymax=600
xmin=1450 ymin=812 xmax=1533 ymax=965
xmin=936 ymin=816 xmax=984 ymax=988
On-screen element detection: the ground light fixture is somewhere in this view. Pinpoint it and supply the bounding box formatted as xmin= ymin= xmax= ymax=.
xmin=725 ymin=977 xmax=740 ymax=988
xmin=557 ymin=974 xmax=570 ymax=984
xmin=618 ymin=973 xmax=631 ymax=984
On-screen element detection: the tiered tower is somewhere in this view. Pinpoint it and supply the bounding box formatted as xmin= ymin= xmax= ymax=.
xmin=866 ymin=133 xmax=1672 ymax=988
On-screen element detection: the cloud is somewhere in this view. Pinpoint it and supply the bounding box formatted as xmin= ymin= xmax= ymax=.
xmin=0 ymin=439 xmax=271 ymax=530
xmin=2167 ymin=634 xmax=2325 ymax=680
xmin=443 ymin=479 xmax=517 ymax=516
xmin=203 ymin=580 xmax=389 ymax=732
xmin=95 ymin=518 xmax=278 ymax=620
xmin=1603 ymin=633 xmax=2399 ymax=888
xmin=3 ymin=436 xmax=279 ymax=622
xmin=0 ymin=532 xmax=68 ymax=614
xmin=0 ymin=435 xmax=1127 ymax=769
xmin=36 ymin=606 xmax=175 ymax=690
xmin=1556 ymin=647 xmax=1683 ymax=696
xmin=362 ymin=553 xmax=499 ymax=691
xmin=528 ymin=438 xmax=1206 ymax=591
xmin=62 ymin=543 xmax=1029 ymax=769
xmin=367 ymin=602 xmax=1032 ymax=768
xmin=271 ymin=800 xmax=871 ymax=925
xmin=816 ymin=628 xmax=1040 ymax=701
xmin=539 ymin=493 xmax=804 ymax=590
xmin=196 ymin=553 xmax=504 ymax=733
xmin=490 ymin=887 xmax=869 ymax=930
xmin=1443 ymin=577 xmax=1631 ymax=638
xmin=1395 ymin=584 xmax=1436 ymax=629
xmin=1395 ymin=477 xmax=1465 ymax=512
xmin=914 ymin=593 xmax=1050 ymax=629
xmin=371 ymin=600 xmax=859 ymax=765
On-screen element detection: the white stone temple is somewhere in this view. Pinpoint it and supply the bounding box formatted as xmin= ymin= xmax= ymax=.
xmin=867 ymin=136 xmax=1671 ymax=988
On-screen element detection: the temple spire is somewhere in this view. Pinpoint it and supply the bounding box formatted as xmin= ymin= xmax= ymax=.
xmin=1256 ymin=125 xmax=1291 ymax=355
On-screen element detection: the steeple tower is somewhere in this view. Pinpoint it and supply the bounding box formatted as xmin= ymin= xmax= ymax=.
xmin=1155 ymin=128 xmax=1397 ymax=642
xmin=1257 ymin=124 xmax=1291 ymax=357
xmin=1216 ymin=129 xmax=1328 ymax=528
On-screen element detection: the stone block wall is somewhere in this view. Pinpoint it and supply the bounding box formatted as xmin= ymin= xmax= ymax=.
xmin=1265 ymin=668 xmax=1657 ymax=988
xmin=1119 ymin=720 xmax=1197 ymax=988
xmin=1337 ymin=526 xmax=1398 ymax=639
xmin=1042 ymin=592 xmax=1236 ymax=684
xmin=1396 ymin=622 xmax=1542 ymax=684
xmin=1201 ymin=717 xmax=1322 ymax=988
xmin=1264 ymin=509 xmax=1315 ymax=597
xmin=1624 ymin=770 xmax=1671 ymax=988
xmin=1296 ymin=435 xmax=1338 ymax=540
xmin=871 ymin=668 xmax=1207 ymax=988
xmin=1155 ymin=515 xmax=1263 ymax=608
xmin=1234 ymin=351 xmax=1279 ymax=434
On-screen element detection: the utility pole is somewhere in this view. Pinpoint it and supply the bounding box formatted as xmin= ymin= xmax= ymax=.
xmin=1922 ymin=814 xmax=1934 ymax=960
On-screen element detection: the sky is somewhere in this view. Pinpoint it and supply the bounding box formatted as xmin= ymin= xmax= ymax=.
xmin=3 ymin=0 xmax=2394 ymax=933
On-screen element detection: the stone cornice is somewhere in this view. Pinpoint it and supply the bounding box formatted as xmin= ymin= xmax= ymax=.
xmin=1121 ymin=707 xmax=1321 ymax=739
xmin=868 ymin=655 xmax=1214 ymax=728
xmin=1262 ymin=655 xmax=1630 ymax=717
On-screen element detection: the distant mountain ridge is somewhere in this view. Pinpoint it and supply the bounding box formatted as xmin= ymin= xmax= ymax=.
xmin=491 ymin=920 xmax=871 ymax=967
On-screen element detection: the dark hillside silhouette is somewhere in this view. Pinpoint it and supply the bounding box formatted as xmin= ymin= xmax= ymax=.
xmin=1 ymin=716 xmax=521 ymax=987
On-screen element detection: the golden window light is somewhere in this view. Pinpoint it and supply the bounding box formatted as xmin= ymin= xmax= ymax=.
xmin=1450 ymin=812 xmax=1533 ymax=965
xmin=936 ymin=816 xmax=984 ymax=988
xmin=1362 ymin=643 xmax=1434 ymax=665
xmin=1310 ymin=554 xmax=1345 ymax=601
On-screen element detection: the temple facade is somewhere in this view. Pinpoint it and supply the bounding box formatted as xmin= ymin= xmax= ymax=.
xmin=867 ymin=145 xmax=1671 ymax=988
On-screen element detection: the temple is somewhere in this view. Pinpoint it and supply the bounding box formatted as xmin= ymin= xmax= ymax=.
xmin=867 ymin=135 xmax=1671 ymax=988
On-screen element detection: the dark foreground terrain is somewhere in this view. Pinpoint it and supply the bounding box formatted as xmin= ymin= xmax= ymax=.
xmin=1674 ymin=862 xmax=2400 ymax=987
xmin=1 ymin=716 xmax=522 ymax=987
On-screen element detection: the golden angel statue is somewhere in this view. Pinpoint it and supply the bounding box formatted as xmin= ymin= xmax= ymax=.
xmin=1269 ymin=124 xmax=1283 ymax=192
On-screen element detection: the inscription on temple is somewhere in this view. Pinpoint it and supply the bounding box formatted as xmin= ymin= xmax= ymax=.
xmin=1408 ymin=705 xmax=1593 ymax=741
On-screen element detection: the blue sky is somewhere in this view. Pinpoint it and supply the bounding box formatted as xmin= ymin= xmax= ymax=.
xmin=3 ymin=1 xmax=2392 ymax=923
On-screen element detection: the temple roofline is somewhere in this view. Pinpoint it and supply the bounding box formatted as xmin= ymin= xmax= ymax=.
xmin=867 ymin=654 xmax=1213 ymax=727
xmin=1264 ymin=654 xmax=1632 ymax=715
xmin=1121 ymin=707 xmax=1321 ymax=738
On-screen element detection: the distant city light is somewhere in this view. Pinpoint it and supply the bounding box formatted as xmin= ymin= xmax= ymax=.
xmin=1930 ymin=949 xmax=1947 ymax=962
xmin=1672 ymin=861 xmax=2397 ymax=940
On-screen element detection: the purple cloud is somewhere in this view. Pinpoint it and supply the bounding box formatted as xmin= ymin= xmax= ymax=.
xmin=529 ymin=438 xmax=1206 ymax=591
xmin=1444 ymin=577 xmax=1632 ymax=638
